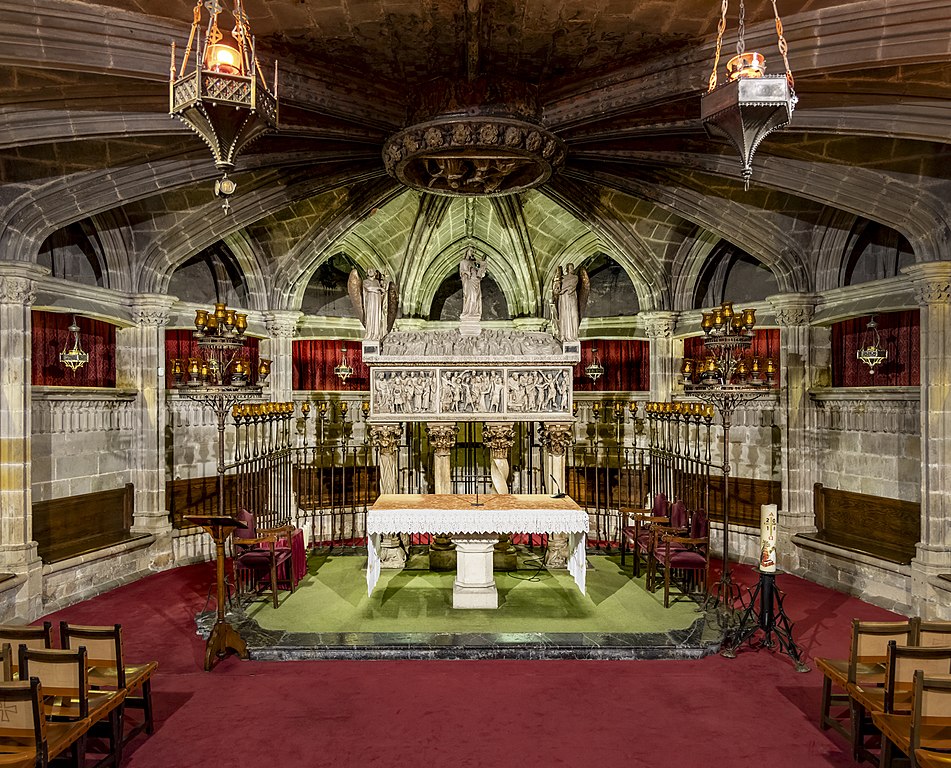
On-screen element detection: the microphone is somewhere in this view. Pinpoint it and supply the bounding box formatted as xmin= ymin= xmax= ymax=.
xmin=550 ymin=474 xmax=566 ymax=498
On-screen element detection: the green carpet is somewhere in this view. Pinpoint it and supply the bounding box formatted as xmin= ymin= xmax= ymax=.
xmin=245 ymin=551 xmax=702 ymax=634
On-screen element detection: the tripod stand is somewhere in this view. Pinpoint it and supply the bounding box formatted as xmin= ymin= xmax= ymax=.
xmin=720 ymin=568 xmax=810 ymax=672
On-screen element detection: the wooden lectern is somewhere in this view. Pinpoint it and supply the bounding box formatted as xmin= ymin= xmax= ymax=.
xmin=186 ymin=514 xmax=249 ymax=671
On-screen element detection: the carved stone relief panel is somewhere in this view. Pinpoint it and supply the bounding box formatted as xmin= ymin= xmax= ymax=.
xmin=370 ymin=365 xmax=572 ymax=421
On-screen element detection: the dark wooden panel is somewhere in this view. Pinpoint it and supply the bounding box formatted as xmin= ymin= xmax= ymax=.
xmin=566 ymin=466 xmax=648 ymax=510
xmin=807 ymin=483 xmax=920 ymax=564
xmin=294 ymin=466 xmax=379 ymax=509
xmin=706 ymin=475 xmax=782 ymax=528
xmin=166 ymin=475 xmax=240 ymax=530
xmin=33 ymin=484 xmax=137 ymax=563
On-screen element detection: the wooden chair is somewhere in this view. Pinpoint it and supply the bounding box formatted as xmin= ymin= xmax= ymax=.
xmin=815 ymin=618 xmax=918 ymax=741
xmin=875 ymin=671 xmax=951 ymax=768
xmin=645 ymin=500 xmax=688 ymax=593
xmin=0 ymin=677 xmax=90 ymax=768
xmin=18 ymin=646 xmax=126 ymax=768
xmin=0 ymin=623 xmax=53 ymax=678
xmin=916 ymin=748 xmax=951 ymax=768
xmin=651 ymin=508 xmax=710 ymax=608
xmin=60 ymin=622 xmax=158 ymax=744
xmin=0 ymin=644 xmax=12 ymax=683
xmin=620 ymin=493 xmax=668 ymax=576
xmin=232 ymin=508 xmax=297 ymax=608
xmin=848 ymin=640 xmax=951 ymax=764
xmin=919 ymin=621 xmax=951 ymax=648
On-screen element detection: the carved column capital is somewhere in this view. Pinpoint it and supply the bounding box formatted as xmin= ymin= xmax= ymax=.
xmin=539 ymin=422 xmax=574 ymax=456
xmin=766 ymin=293 xmax=818 ymax=326
xmin=903 ymin=263 xmax=951 ymax=306
xmin=426 ymin=422 xmax=458 ymax=455
xmin=369 ymin=423 xmax=403 ymax=455
xmin=483 ymin=422 xmax=516 ymax=459
xmin=640 ymin=311 xmax=679 ymax=340
xmin=0 ymin=277 xmax=37 ymax=306
xmin=263 ymin=310 xmax=303 ymax=338
xmin=130 ymin=294 xmax=175 ymax=327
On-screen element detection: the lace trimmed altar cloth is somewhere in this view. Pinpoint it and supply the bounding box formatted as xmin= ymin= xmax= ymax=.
xmin=366 ymin=493 xmax=589 ymax=596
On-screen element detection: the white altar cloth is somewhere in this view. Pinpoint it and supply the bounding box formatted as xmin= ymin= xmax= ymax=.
xmin=366 ymin=493 xmax=589 ymax=598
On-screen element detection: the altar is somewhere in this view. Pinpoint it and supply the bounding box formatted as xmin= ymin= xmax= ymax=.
xmin=366 ymin=493 xmax=589 ymax=608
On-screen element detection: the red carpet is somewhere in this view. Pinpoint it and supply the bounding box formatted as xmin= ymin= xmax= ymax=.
xmin=39 ymin=560 xmax=899 ymax=768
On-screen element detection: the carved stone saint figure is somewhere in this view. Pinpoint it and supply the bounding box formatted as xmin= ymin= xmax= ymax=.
xmin=348 ymin=268 xmax=399 ymax=341
xmin=459 ymin=249 xmax=488 ymax=321
xmin=551 ymin=263 xmax=590 ymax=342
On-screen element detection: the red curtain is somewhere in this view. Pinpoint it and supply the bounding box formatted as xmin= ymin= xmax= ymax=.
xmin=683 ymin=329 xmax=781 ymax=384
xmin=293 ymin=339 xmax=367 ymax=391
xmin=31 ymin=310 xmax=116 ymax=387
xmin=832 ymin=309 xmax=919 ymax=387
xmin=165 ymin=329 xmax=260 ymax=388
xmin=573 ymin=339 xmax=649 ymax=392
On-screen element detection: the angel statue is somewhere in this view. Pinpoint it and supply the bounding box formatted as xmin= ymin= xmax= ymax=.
xmin=551 ymin=263 xmax=589 ymax=342
xmin=348 ymin=268 xmax=399 ymax=341
xmin=459 ymin=248 xmax=488 ymax=321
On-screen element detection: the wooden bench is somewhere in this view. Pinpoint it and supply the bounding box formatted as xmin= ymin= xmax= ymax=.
xmin=798 ymin=483 xmax=920 ymax=564
xmin=32 ymin=484 xmax=145 ymax=563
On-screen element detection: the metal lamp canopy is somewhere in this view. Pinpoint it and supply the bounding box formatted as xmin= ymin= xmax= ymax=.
xmin=700 ymin=0 xmax=797 ymax=189
xmin=169 ymin=0 xmax=279 ymax=213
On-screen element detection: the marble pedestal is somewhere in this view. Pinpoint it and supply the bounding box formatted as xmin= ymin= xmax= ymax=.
xmin=451 ymin=536 xmax=499 ymax=609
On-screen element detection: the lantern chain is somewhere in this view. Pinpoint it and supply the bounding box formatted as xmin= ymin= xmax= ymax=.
xmin=708 ymin=0 xmax=729 ymax=92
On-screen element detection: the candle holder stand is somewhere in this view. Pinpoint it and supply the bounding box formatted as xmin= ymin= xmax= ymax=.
xmin=720 ymin=568 xmax=809 ymax=672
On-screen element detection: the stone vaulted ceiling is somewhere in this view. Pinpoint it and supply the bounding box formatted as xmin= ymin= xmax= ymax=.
xmin=0 ymin=0 xmax=949 ymax=322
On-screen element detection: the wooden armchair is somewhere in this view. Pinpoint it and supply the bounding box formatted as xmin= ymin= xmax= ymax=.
xmin=849 ymin=640 xmax=951 ymax=763
xmin=620 ymin=493 xmax=668 ymax=576
xmin=875 ymin=670 xmax=951 ymax=768
xmin=59 ymin=623 xmax=158 ymax=745
xmin=0 ymin=677 xmax=90 ymax=768
xmin=232 ymin=508 xmax=297 ymax=608
xmin=18 ymin=646 xmax=126 ymax=768
xmin=650 ymin=508 xmax=710 ymax=608
xmin=0 ymin=623 xmax=53 ymax=679
xmin=815 ymin=618 xmax=918 ymax=742
xmin=644 ymin=500 xmax=688 ymax=593
xmin=919 ymin=621 xmax=951 ymax=648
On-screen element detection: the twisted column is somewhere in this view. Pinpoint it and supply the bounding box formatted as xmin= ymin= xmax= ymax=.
xmin=540 ymin=422 xmax=574 ymax=568
xmin=369 ymin=423 xmax=406 ymax=568
xmin=426 ymin=422 xmax=458 ymax=570
xmin=484 ymin=423 xmax=517 ymax=565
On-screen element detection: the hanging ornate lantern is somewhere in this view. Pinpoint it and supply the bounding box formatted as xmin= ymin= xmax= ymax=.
xmin=169 ymin=0 xmax=279 ymax=212
xmin=856 ymin=316 xmax=888 ymax=374
xmin=700 ymin=0 xmax=797 ymax=189
xmin=59 ymin=315 xmax=89 ymax=373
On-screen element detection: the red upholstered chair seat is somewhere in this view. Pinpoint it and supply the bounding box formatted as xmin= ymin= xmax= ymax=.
xmin=649 ymin=507 xmax=710 ymax=608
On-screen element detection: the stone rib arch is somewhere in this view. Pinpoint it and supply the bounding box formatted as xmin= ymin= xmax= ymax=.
xmin=542 ymin=178 xmax=671 ymax=311
xmin=812 ymin=209 xmax=860 ymax=293
xmin=489 ymin=196 xmax=540 ymax=315
xmin=670 ymin=229 xmax=721 ymax=312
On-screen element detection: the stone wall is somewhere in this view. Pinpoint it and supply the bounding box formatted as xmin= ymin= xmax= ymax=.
xmin=31 ymin=389 xmax=137 ymax=503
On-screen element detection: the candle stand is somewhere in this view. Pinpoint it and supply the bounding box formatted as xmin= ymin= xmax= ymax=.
xmin=720 ymin=568 xmax=809 ymax=672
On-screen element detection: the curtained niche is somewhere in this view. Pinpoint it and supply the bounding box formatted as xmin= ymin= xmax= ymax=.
xmin=293 ymin=339 xmax=368 ymax=391
xmin=32 ymin=310 xmax=116 ymax=387
xmin=573 ymin=339 xmax=649 ymax=392
xmin=831 ymin=309 xmax=920 ymax=387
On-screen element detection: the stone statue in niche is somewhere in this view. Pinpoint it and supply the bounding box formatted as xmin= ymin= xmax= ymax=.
xmin=551 ymin=263 xmax=590 ymax=343
xmin=459 ymin=249 xmax=488 ymax=321
xmin=348 ymin=268 xmax=399 ymax=341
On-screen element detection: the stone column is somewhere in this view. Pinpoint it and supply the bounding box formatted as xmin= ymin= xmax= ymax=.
xmin=426 ymin=422 xmax=457 ymax=571
xmin=0 ymin=263 xmax=47 ymax=620
xmin=369 ymin=423 xmax=406 ymax=568
xmin=767 ymin=293 xmax=818 ymax=570
xmin=903 ymin=262 xmax=951 ymax=616
xmin=116 ymin=296 xmax=176 ymax=547
xmin=641 ymin=311 xmax=680 ymax=402
xmin=540 ymin=422 xmax=574 ymax=568
xmin=261 ymin=311 xmax=301 ymax=403
xmin=484 ymin=423 xmax=517 ymax=569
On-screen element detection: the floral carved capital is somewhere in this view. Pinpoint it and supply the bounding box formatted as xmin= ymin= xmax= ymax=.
xmin=640 ymin=312 xmax=678 ymax=340
xmin=369 ymin=423 xmax=403 ymax=455
xmin=263 ymin=311 xmax=302 ymax=338
xmin=0 ymin=277 xmax=36 ymax=306
xmin=539 ymin=422 xmax=573 ymax=456
xmin=483 ymin=423 xmax=516 ymax=459
xmin=426 ymin=423 xmax=458 ymax=454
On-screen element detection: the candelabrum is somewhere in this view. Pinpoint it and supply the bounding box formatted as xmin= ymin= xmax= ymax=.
xmin=681 ymin=301 xmax=778 ymax=624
